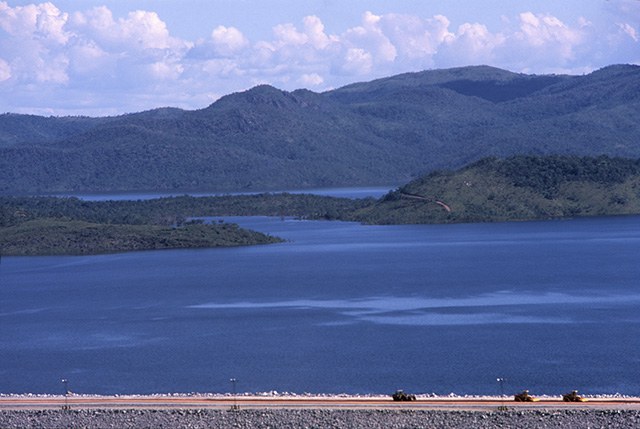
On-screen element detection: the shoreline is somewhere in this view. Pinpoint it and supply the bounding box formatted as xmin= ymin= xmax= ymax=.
xmin=2 ymin=392 xmax=638 ymax=398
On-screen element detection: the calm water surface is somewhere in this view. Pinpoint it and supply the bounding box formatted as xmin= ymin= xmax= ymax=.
xmin=1 ymin=215 xmax=639 ymax=395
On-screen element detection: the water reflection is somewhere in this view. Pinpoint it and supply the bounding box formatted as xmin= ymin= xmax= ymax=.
xmin=189 ymin=291 xmax=640 ymax=325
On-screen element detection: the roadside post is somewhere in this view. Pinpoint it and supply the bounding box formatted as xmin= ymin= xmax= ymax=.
xmin=61 ymin=378 xmax=70 ymax=410
xmin=497 ymin=377 xmax=507 ymax=411
xmin=230 ymin=378 xmax=239 ymax=410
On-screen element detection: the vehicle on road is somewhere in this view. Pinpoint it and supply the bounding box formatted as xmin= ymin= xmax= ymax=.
xmin=563 ymin=390 xmax=587 ymax=402
xmin=514 ymin=390 xmax=539 ymax=402
xmin=392 ymin=390 xmax=417 ymax=401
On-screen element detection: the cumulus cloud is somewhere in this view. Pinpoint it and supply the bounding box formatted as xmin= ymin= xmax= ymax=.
xmin=344 ymin=11 xmax=397 ymax=64
xmin=484 ymin=12 xmax=585 ymax=71
xmin=0 ymin=1 xmax=638 ymax=115
xmin=70 ymin=6 xmax=186 ymax=51
xmin=378 ymin=14 xmax=454 ymax=59
xmin=303 ymin=15 xmax=335 ymax=49
xmin=267 ymin=14 xmax=339 ymax=68
xmin=434 ymin=22 xmax=504 ymax=68
xmin=0 ymin=1 xmax=70 ymax=44
xmin=456 ymin=23 xmax=503 ymax=58
xmin=149 ymin=60 xmax=183 ymax=81
xmin=211 ymin=25 xmax=248 ymax=55
xmin=0 ymin=2 xmax=72 ymax=84
xmin=342 ymin=48 xmax=373 ymax=74
xmin=516 ymin=12 xmax=582 ymax=50
xmin=273 ymin=22 xmax=307 ymax=46
xmin=198 ymin=58 xmax=244 ymax=78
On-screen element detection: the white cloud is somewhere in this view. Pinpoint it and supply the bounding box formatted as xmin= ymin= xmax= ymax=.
xmin=229 ymin=15 xmax=340 ymax=85
xmin=256 ymin=15 xmax=338 ymax=71
xmin=618 ymin=22 xmax=638 ymax=42
xmin=298 ymin=72 xmax=323 ymax=86
xmin=378 ymin=14 xmax=454 ymax=59
xmin=67 ymin=40 xmax=109 ymax=77
xmin=0 ymin=1 xmax=70 ymax=44
xmin=211 ymin=25 xmax=248 ymax=55
xmin=492 ymin=12 xmax=586 ymax=70
xmin=0 ymin=2 xmax=73 ymax=85
xmin=196 ymin=58 xmax=244 ymax=79
xmin=35 ymin=52 xmax=68 ymax=83
xmin=343 ymin=11 xmax=397 ymax=63
xmin=430 ymin=15 xmax=456 ymax=47
xmin=458 ymin=23 xmax=499 ymax=50
xmin=0 ymin=2 xmax=638 ymax=115
xmin=303 ymin=15 xmax=335 ymax=50
xmin=70 ymin=7 xmax=185 ymax=51
xmin=437 ymin=22 xmax=505 ymax=66
xmin=150 ymin=60 xmax=183 ymax=80
xmin=517 ymin=12 xmax=582 ymax=47
xmin=122 ymin=10 xmax=176 ymax=50
xmin=273 ymin=22 xmax=307 ymax=46
xmin=517 ymin=12 xmax=583 ymax=54
xmin=342 ymin=47 xmax=373 ymax=74
xmin=0 ymin=57 xmax=10 ymax=81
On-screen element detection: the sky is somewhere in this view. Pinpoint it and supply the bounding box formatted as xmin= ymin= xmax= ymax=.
xmin=0 ymin=0 xmax=638 ymax=116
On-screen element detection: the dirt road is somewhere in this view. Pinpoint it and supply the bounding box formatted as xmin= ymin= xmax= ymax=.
xmin=2 ymin=395 xmax=639 ymax=411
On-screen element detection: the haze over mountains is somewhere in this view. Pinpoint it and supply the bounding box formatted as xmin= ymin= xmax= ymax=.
xmin=1 ymin=64 xmax=639 ymax=194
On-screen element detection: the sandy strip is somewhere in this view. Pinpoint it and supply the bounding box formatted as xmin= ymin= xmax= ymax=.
xmin=2 ymin=394 xmax=640 ymax=411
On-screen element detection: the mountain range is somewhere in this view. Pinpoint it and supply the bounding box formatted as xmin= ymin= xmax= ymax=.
xmin=1 ymin=64 xmax=639 ymax=194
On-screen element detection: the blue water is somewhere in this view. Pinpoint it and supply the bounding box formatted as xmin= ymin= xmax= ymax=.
xmin=1 ymin=215 xmax=639 ymax=396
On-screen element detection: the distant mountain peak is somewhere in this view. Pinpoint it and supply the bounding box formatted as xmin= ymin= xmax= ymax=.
xmin=204 ymin=84 xmax=297 ymax=112
xmin=1 ymin=65 xmax=639 ymax=194
xmin=204 ymin=84 xmax=332 ymax=114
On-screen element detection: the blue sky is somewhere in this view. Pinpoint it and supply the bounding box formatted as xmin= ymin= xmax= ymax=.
xmin=0 ymin=0 xmax=638 ymax=116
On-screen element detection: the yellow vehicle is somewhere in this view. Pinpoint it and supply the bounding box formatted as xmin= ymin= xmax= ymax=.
xmin=392 ymin=390 xmax=417 ymax=401
xmin=514 ymin=390 xmax=539 ymax=402
xmin=562 ymin=390 xmax=587 ymax=402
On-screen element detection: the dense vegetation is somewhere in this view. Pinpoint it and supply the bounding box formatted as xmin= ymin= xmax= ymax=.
xmin=347 ymin=155 xmax=640 ymax=224
xmin=3 ymin=155 xmax=640 ymax=253
xmin=0 ymin=193 xmax=368 ymax=255
xmin=1 ymin=65 xmax=639 ymax=194
xmin=0 ymin=219 xmax=281 ymax=256
xmin=0 ymin=193 xmax=369 ymax=227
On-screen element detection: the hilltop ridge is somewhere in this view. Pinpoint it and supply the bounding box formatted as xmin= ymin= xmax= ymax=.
xmin=1 ymin=65 xmax=639 ymax=194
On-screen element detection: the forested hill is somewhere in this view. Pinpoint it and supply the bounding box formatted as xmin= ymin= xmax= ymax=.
xmin=347 ymin=155 xmax=640 ymax=224
xmin=3 ymin=155 xmax=640 ymax=254
xmin=1 ymin=64 xmax=639 ymax=194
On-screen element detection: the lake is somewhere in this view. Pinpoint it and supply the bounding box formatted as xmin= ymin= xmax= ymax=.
xmin=1 ymin=214 xmax=639 ymax=396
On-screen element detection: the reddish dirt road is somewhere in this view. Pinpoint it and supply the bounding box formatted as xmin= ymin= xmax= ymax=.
xmin=2 ymin=396 xmax=639 ymax=411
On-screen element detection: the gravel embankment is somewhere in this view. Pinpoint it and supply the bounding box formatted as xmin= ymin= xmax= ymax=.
xmin=1 ymin=409 xmax=639 ymax=429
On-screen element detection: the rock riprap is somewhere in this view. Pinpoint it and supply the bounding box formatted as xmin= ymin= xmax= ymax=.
xmin=1 ymin=409 xmax=639 ymax=429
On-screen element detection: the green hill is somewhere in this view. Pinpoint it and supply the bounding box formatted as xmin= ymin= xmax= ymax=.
xmin=4 ymin=155 xmax=640 ymax=254
xmin=0 ymin=192 xmax=362 ymax=255
xmin=348 ymin=155 xmax=640 ymax=224
xmin=1 ymin=65 xmax=639 ymax=194
xmin=0 ymin=218 xmax=281 ymax=256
